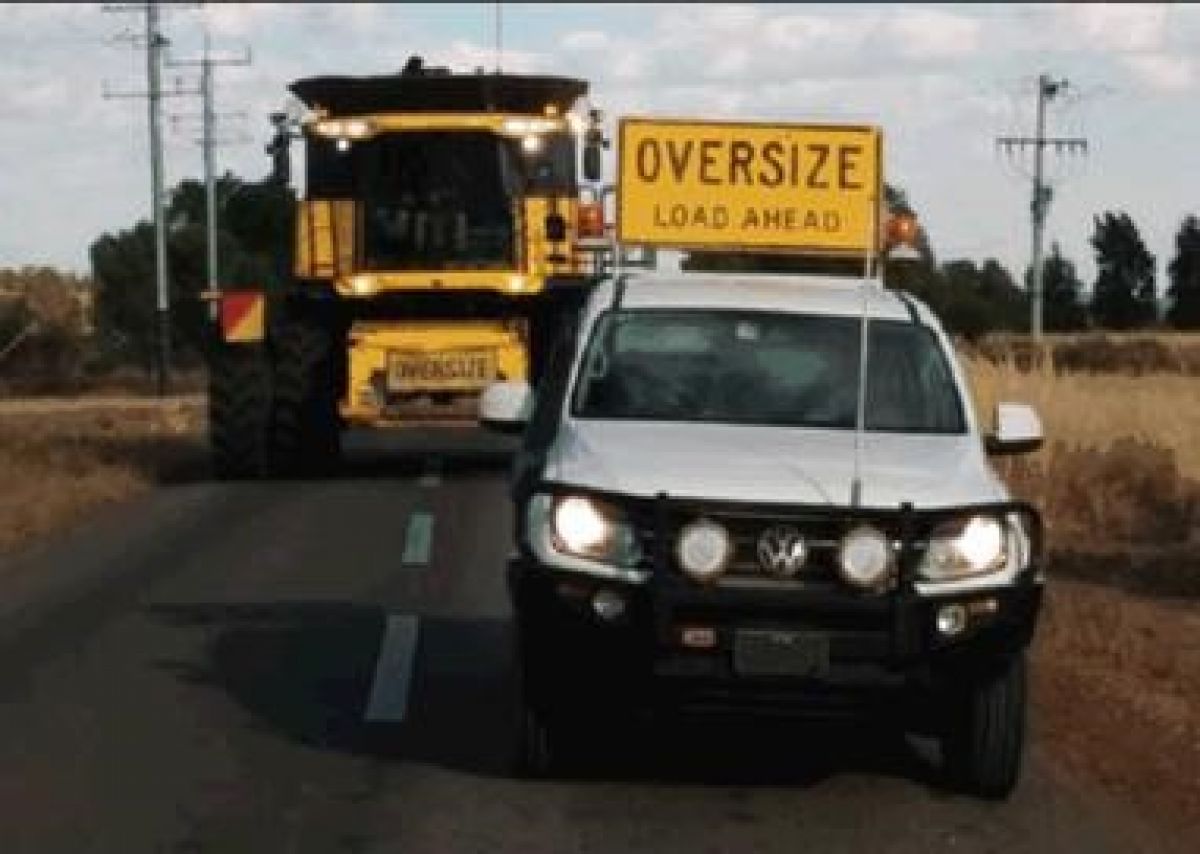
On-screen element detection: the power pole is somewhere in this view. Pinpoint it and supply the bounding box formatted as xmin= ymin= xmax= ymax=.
xmin=147 ymin=2 xmax=169 ymax=394
xmin=102 ymin=1 xmax=200 ymax=394
xmin=166 ymin=34 xmax=251 ymax=310
xmin=996 ymin=74 xmax=1088 ymax=338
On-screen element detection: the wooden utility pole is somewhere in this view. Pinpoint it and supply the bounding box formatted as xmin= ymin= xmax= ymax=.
xmin=996 ymin=74 xmax=1088 ymax=338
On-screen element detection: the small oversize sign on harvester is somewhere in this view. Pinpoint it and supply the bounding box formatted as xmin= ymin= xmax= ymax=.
xmin=617 ymin=117 xmax=882 ymax=256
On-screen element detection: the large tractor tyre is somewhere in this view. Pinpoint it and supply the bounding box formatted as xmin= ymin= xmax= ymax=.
xmin=942 ymin=652 xmax=1028 ymax=799
xmin=269 ymin=318 xmax=342 ymax=478
xmin=208 ymin=344 xmax=273 ymax=480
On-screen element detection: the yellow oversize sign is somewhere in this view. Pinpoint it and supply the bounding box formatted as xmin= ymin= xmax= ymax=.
xmin=617 ymin=118 xmax=882 ymax=255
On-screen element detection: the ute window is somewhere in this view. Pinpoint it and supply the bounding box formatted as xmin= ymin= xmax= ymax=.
xmin=571 ymin=309 xmax=966 ymax=434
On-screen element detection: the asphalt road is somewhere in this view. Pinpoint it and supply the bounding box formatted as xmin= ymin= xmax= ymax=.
xmin=0 ymin=426 xmax=1177 ymax=853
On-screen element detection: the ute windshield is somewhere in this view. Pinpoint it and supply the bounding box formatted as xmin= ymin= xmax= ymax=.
xmin=571 ymin=309 xmax=966 ymax=434
xmin=306 ymin=130 xmax=575 ymax=271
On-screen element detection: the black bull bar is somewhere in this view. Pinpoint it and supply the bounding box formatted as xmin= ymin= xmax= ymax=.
xmin=523 ymin=481 xmax=1045 ymax=665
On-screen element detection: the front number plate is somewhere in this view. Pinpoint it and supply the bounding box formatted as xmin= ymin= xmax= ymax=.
xmin=733 ymin=629 xmax=830 ymax=677
xmin=386 ymin=350 xmax=498 ymax=392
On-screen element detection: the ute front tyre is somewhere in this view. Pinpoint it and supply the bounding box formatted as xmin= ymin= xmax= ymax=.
xmin=270 ymin=318 xmax=342 ymax=477
xmin=208 ymin=344 xmax=272 ymax=479
xmin=942 ymin=652 xmax=1028 ymax=799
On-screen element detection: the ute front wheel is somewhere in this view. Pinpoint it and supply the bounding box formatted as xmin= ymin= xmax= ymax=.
xmin=942 ymin=652 xmax=1028 ymax=799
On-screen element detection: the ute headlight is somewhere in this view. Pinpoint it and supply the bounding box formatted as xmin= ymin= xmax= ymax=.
xmin=837 ymin=524 xmax=894 ymax=590
xmin=676 ymin=519 xmax=732 ymax=584
xmin=921 ymin=515 xmax=1009 ymax=581
xmin=550 ymin=495 xmax=640 ymax=566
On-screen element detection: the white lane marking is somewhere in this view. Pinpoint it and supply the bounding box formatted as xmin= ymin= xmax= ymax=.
xmin=418 ymin=457 xmax=443 ymax=488
xmin=401 ymin=511 xmax=435 ymax=566
xmin=364 ymin=614 xmax=420 ymax=723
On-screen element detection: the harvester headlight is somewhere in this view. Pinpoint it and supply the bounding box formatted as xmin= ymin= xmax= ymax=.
xmin=920 ymin=515 xmax=1009 ymax=581
xmin=549 ymin=495 xmax=641 ymax=567
xmin=521 ymin=134 xmax=543 ymax=154
xmin=502 ymin=117 xmax=560 ymax=136
xmin=348 ymin=275 xmax=375 ymax=295
xmin=314 ymin=118 xmax=375 ymax=140
xmin=565 ymin=111 xmax=587 ymax=136
xmin=837 ymin=525 xmax=894 ymax=590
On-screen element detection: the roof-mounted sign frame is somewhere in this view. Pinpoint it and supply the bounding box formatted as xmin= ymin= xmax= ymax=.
xmin=616 ymin=117 xmax=882 ymax=257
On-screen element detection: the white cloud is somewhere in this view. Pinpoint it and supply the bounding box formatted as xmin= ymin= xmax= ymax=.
xmin=428 ymin=39 xmax=546 ymax=75
xmin=203 ymin=3 xmax=286 ymax=38
xmin=1123 ymin=52 xmax=1194 ymax=92
xmin=889 ymin=9 xmax=981 ymax=60
xmin=561 ymin=30 xmax=610 ymax=52
xmin=1060 ymin=3 xmax=1167 ymax=53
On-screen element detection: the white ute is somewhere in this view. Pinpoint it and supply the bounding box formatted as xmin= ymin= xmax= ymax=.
xmin=485 ymin=271 xmax=1046 ymax=798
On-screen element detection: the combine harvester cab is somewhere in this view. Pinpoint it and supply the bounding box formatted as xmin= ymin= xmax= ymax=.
xmin=207 ymin=57 xmax=611 ymax=478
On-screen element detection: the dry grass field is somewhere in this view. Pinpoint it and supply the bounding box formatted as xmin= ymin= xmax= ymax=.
xmin=960 ymin=336 xmax=1200 ymax=834
xmin=961 ymin=346 xmax=1200 ymax=595
xmin=0 ymin=397 xmax=205 ymax=557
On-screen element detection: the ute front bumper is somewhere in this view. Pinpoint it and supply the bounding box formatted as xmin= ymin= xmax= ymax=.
xmin=509 ymin=496 xmax=1044 ymax=724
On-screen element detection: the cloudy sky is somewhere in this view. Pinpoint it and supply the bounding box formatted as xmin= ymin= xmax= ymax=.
xmin=3 ymin=2 xmax=1198 ymax=293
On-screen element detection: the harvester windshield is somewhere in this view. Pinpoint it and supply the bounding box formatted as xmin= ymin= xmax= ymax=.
xmin=306 ymin=130 xmax=575 ymax=272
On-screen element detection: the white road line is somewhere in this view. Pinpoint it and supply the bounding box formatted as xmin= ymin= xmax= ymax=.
xmin=418 ymin=457 xmax=443 ymax=488
xmin=401 ymin=511 xmax=435 ymax=566
xmin=364 ymin=614 xmax=420 ymax=723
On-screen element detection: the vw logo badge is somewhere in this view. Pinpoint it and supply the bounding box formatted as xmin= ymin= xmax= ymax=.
xmin=756 ymin=526 xmax=807 ymax=577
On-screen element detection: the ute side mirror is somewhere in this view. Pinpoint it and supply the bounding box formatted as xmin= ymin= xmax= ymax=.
xmin=986 ymin=402 xmax=1044 ymax=455
xmin=480 ymin=381 xmax=534 ymax=434
xmin=583 ymin=143 xmax=603 ymax=182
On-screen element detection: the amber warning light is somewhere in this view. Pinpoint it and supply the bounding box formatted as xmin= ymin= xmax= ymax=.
xmin=883 ymin=212 xmax=922 ymax=253
xmin=577 ymin=202 xmax=606 ymax=240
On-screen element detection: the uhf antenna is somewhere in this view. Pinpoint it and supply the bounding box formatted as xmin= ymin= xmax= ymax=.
xmin=851 ymin=194 xmax=879 ymax=508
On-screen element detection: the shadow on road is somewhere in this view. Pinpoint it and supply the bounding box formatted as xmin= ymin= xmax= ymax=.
xmin=152 ymin=425 xmax=519 ymax=485
xmin=150 ymin=601 xmax=945 ymax=793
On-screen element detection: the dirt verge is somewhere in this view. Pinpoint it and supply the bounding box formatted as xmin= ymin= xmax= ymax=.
xmin=1033 ymin=578 xmax=1200 ymax=839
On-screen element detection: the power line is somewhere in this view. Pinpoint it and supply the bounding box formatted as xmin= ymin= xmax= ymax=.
xmin=995 ymin=73 xmax=1089 ymax=338
xmin=167 ymin=33 xmax=251 ymax=306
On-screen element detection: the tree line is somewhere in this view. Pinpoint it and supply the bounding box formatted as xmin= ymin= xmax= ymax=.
xmin=4 ymin=175 xmax=1199 ymax=390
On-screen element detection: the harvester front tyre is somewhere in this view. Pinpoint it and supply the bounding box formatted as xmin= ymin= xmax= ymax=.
xmin=208 ymin=345 xmax=272 ymax=480
xmin=269 ymin=319 xmax=342 ymax=477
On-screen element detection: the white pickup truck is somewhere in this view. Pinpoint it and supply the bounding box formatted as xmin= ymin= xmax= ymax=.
xmin=482 ymin=271 xmax=1045 ymax=798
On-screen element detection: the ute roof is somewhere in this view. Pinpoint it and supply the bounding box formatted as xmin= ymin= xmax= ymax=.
xmin=290 ymin=71 xmax=588 ymax=117
xmin=590 ymin=272 xmax=934 ymax=325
